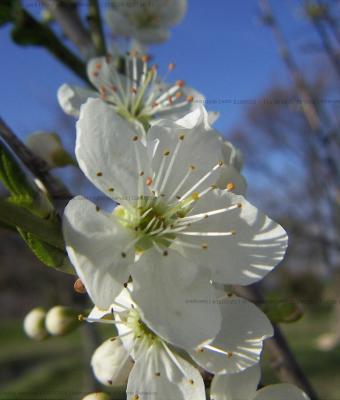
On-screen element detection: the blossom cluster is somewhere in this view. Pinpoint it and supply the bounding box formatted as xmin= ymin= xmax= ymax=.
xmin=52 ymin=1 xmax=309 ymax=399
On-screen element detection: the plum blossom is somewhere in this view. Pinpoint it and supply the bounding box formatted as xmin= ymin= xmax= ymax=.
xmin=106 ymin=0 xmax=187 ymax=44
xmin=63 ymin=100 xmax=286 ymax=317
xmin=58 ymin=53 xmax=201 ymax=128
xmin=83 ymin=286 xmax=273 ymax=400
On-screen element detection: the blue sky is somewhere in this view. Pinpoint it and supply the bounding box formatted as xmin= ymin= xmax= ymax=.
xmin=0 ymin=0 xmax=316 ymax=140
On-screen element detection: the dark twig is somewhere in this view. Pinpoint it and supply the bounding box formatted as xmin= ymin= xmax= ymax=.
xmin=88 ymin=0 xmax=107 ymax=55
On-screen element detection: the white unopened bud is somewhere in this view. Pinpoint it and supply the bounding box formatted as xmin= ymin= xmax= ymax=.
xmin=82 ymin=393 xmax=110 ymax=400
xmin=23 ymin=307 xmax=49 ymax=341
xmin=91 ymin=338 xmax=133 ymax=387
xmin=45 ymin=306 xmax=78 ymax=336
xmin=26 ymin=131 xmax=75 ymax=168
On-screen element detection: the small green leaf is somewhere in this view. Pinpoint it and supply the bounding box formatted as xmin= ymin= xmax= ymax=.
xmin=18 ymin=228 xmax=73 ymax=274
xmin=0 ymin=140 xmax=35 ymax=198
xmin=0 ymin=199 xmax=64 ymax=249
xmin=0 ymin=140 xmax=54 ymax=217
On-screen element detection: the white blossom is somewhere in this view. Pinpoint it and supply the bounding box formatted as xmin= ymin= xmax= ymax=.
xmin=63 ymin=100 xmax=286 ymax=322
xmin=58 ymin=53 xmax=202 ymax=128
xmin=85 ymin=286 xmax=273 ymax=399
xmin=106 ymin=0 xmax=187 ymax=44
xmin=210 ymin=364 xmax=310 ymax=400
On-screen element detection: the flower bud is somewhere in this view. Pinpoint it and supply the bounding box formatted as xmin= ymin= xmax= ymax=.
xmin=26 ymin=131 xmax=75 ymax=169
xmin=82 ymin=393 xmax=110 ymax=400
xmin=23 ymin=307 xmax=49 ymax=341
xmin=91 ymin=338 xmax=134 ymax=387
xmin=45 ymin=306 xmax=78 ymax=336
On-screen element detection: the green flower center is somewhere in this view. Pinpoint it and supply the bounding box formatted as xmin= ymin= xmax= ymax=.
xmin=115 ymin=196 xmax=195 ymax=252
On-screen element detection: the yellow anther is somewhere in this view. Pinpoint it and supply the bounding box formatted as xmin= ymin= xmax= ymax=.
xmin=179 ymin=133 xmax=185 ymax=140
xmin=192 ymin=192 xmax=200 ymax=201
xmin=218 ymin=160 xmax=224 ymax=166
xmin=96 ymin=171 xmax=103 ymax=177
xmin=163 ymin=149 xmax=170 ymax=156
xmin=226 ymin=182 xmax=235 ymax=191
xmin=189 ymin=379 xmax=194 ymax=385
xmin=201 ymin=243 xmax=208 ymax=250
xmin=227 ymin=352 xmax=233 ymax=358
xmin=189 ymin=164 xmax=196 ymax=171
xmin=132 ymin=135 xmax=139 ymax=141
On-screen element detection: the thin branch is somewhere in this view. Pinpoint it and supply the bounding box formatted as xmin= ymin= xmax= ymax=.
xmin=41 ymin=0 xmax=95 ymax=58
xmin=234 ymin=285 xmax=319 ymax=400
xmin=88 ymin=0 xmax=107 ymax=55
xmin=0 ymin=118 xmax=71 ymax=202
xmin=17 ymin=9 xmax=88 ymax=82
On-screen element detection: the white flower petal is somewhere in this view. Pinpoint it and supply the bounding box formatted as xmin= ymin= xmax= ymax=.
xmin=210 ymin=364 xmax=260 ymax=400
xmin=208 ymin=111 xmax=220 ymax=125
xmin=91 ymin=338 xmax=134 ymax=387
xmin=153 ymin=88 xmax=205 ymax=123
xmin=216 ymin=165 xmax=247 ymax=195
xmin=147 ymin=106 xmax=226 ymax=199
xmin=63 ymin=196 xmax=134 ymax=309
xmin=131 ymin=248 xmax=221 ymax=350
xmin=189 ymin=296 xmax=273 ymax=374
xmin=127 ymin=342 xmax=205 ymax=400
xmin=183 ymin=190 xmax=288 ymax=285
xmin=254 ymin=384 xmax=310 ymax=400
xmin=88 ymin=306 xmax=110 ymax=320
xmin=57 ymin=84 xmax=97 ymax=117
xmin=220 ymin=138 xmax=244 ymax=172
xmin=76 ymin=99 xmax=149 ymax=202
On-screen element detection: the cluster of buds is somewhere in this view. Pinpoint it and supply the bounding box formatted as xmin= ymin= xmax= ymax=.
xmin=23 ymin=305 xmax=79 ymax=340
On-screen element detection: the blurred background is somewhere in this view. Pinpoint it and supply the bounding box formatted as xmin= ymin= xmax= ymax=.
xmin=0 ymin=0 xmax=340 ymax=399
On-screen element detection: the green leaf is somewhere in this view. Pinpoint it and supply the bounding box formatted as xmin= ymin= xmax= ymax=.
xmin=0 ymin=199 xmax=64 ymax=250
xmin=0 ymin=140 xmax=54 ymax=217
xmin=18 ymin=228 xmax=73 ymax=274
xmin=0 ymin=140 xmax=35 ymax=198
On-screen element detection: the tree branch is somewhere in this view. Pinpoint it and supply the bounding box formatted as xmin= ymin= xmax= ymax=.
xmin=41 ymin=0 xmax=95 ymax=58
xmin=88 ymin=0 xmax=107 ymax=55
